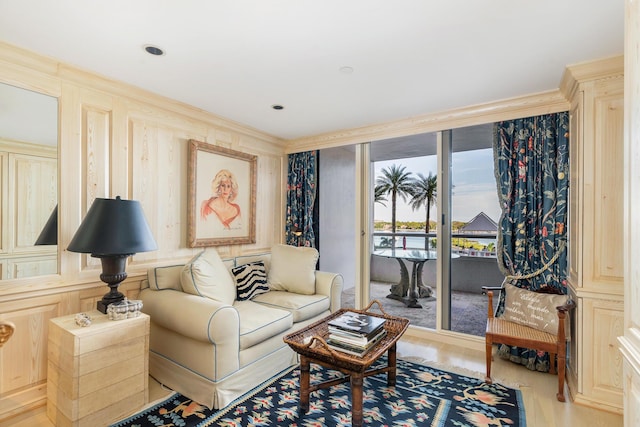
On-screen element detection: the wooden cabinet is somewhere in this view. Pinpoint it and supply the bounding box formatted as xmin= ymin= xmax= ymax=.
xmin=562 ymin=56 xmax=624 ymax=413
xmin=619 ymin=2 xmax=640 ymax=425
xmin=46 ymin=311 xmax=149 ymax=427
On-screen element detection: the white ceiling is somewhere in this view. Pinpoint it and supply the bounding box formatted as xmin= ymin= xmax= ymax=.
xmin=0 ymin=1 xmax=624 ymax=141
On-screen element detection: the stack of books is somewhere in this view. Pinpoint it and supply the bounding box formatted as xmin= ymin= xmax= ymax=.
xmin=326 ymin=312 xmax=387 ymax=357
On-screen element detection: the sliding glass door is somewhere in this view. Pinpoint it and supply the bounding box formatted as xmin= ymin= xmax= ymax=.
xmin=369 ymin=133 xmax=439 ymax=327
xmin=319 ymin=123 xmax=500 ymax=338
xmin=447 ymin=125 xmax=501 ymax=336
xmin=363 ymin=124 xmax=499 ymax=336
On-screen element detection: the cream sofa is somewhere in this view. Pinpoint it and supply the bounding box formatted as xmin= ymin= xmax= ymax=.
xmin=139 ymin=244 xmax=343 ymax=409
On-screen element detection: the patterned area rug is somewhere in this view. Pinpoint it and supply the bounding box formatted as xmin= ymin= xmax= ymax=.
xmin=111 ymin=358 xmax=525 ymax=427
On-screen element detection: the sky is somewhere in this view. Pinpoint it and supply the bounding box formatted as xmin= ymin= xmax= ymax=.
xmin=373 ymin=148 xmax=501 ymax=224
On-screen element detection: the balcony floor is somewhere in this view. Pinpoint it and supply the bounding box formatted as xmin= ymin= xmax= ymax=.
xmin=341 ymin=281 xmax=487 ymax=337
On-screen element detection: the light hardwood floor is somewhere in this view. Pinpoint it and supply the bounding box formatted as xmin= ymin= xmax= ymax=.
xmin=2 ymin=336 xmax=623 ymax=427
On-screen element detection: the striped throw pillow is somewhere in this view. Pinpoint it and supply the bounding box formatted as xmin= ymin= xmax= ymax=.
xmin=232 ymin=261 xmax=269 ymax=301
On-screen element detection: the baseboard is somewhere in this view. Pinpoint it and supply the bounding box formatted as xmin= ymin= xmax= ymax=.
xmin=571 ymin=392 xmax=624 ymax=415
xmin=402 ymin=325 xmax=485 ymax=352
xmin=0 ymin=383 xmax=46 ymax=424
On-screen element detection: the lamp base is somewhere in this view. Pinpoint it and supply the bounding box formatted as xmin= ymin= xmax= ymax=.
xmin=97 ymin=295 xmax=125 ymax=314
xmin=95 ymin=255 xmax=130 ymax=314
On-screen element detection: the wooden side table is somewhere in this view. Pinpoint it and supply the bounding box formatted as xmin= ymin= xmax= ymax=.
xmin=47 ymin=310 xmax=149 ymax=427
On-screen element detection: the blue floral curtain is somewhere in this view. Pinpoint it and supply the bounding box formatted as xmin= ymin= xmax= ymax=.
xmin=493 ymin=112 xmax=569 ymax=372
xmin=286 ymin=151 xmax=318 ymax=248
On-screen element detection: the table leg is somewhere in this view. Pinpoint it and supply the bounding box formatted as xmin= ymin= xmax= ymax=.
xmin=299 ymin=356 xmax=310 ymax=414
xmin=387 ymin=258 xmax=410 ymax=300
xmin=416 ymin=261 xmax=434 ymax=298
xmin=387 ymin=343 xmax=397 ymax=386
xmin=350 ymin=373 xmax=364 ymax=427
xmin=405 ymin=261 xmax=423 ymax=308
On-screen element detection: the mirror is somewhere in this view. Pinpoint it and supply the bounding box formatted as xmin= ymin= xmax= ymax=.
xmin=0 ymin=82 xmax=58 ymax=280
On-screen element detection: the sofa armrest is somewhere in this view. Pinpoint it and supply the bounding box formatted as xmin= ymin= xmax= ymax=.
xmin=140 ymin=288 xmax=239 ymax=344
xmin=315 ymin=271 xmax=343 ymax=312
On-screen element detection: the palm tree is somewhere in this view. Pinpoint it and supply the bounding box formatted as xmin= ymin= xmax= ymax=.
xmin=374 ymin=184 xmax=387 ymax=207
xmin=409 ymin=172 xmax=437 ymax=249
xmin=379 ymin=236 xmax=393 ymax=248
xmin=375 ymin=164 xmax=414 ymax=239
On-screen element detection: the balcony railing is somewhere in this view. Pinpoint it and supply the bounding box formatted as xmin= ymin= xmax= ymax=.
xmin=372 ymin=231 xmax=497 ymax=258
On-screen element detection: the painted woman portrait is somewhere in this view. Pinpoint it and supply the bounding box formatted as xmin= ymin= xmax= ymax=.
xmin=200 ymin=169 xmax=242 ymax=230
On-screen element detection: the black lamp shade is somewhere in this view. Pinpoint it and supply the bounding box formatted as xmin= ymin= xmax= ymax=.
xmin=35 ymin=204 xmax=58 ymax=245
xmin=67 ymin=197 xmax=157 ymax=256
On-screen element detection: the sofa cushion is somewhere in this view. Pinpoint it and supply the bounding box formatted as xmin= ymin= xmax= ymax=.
xmin=232 ymin=261 xmax=269 ymax=301
xmin=234 ymin=253 xmax=271 ymax=273
xmin=251 ymin=290 xmax=330 ymax=323
xmin=147 ymin=265 xmax=183 ymax=291
xmin=233 ymin=300 xmax=293 ymax=350
xmin=267 ymin=244 xmax=318 ymax=295
xmin=181 ymin=248 xmax=236 ymax=305
xmin=502 ymin=283 xmax=568 ymax=335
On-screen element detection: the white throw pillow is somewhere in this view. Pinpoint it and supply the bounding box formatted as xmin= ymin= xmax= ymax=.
xmin=181 ymin=248 xmax=236 ymax=305
xmin=502 ymin=283 xmax=568 ymax=336
xmin=268 ymin=244 xmax=318 ymax=295
xmin=147 ymin=265 xmax=183 ymax=291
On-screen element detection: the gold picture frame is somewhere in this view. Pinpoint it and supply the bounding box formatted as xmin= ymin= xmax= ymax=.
xmin=187 ymin=139 xmax=257 ymax=247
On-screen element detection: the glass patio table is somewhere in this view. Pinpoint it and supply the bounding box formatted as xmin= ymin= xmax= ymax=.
xmin=373 ymin=248 xmax=459 ymax=308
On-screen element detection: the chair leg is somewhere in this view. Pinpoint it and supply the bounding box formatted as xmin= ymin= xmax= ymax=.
xmin=549 ymin=352 xmax=557 ymax=374
xmin=556 ymin=352 xmax=566 ymax=402
xmin=485 ymin=337 xmax=493 ymax=383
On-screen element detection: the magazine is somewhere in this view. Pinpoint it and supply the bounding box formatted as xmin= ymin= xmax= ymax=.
xmin=329 ymin=328 xmax=387 ymax=348
xmin=328 ymin=325 xmax=385 ymax=341
xmin=328 ymin=329 xmax=387 ymax=357
xmin=327 ymin=312 xmax=386 ymax=336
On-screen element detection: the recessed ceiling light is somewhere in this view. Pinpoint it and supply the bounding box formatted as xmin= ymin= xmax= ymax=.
xmin=272 ymin=104 xmax=284 ymax=110
xmin=339 ymin=66 xmax=354 ymax=74
xmin=144 ymin=45 xmax=165 ymax=56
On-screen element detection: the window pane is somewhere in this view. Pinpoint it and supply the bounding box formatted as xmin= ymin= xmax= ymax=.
xmin=369 ymin=134 xmax=438 ymax=328
xmin=449 ymin=124 xmax=501 ymax=336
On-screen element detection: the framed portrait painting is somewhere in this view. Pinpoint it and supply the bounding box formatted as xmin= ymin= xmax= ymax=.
xmin=187 ymin=140 xmax=257 ymax=247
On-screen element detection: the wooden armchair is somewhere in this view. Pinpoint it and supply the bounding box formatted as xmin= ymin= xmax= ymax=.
xmin=0 ymin=321 xmax=15 ymax=347
xmin=483 ymin=285 xmax=575 ymax=402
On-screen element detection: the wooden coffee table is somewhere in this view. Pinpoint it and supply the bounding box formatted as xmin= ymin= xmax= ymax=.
xmin=283 ymin=300 xmax=409 ymax=427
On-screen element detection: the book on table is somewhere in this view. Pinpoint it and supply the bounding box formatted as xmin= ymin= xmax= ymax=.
xmin=327 ymin=323 xmax=385 ymax=341
xmin=327 ymin=311 xmax=386 ymax=338
xmin=327 ymin=329 xmax=387 ymax=357
xmin=329 ymin=327 xmax=387 ymax=348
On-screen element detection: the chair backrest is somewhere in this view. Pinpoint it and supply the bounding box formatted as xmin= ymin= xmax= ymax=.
xmin=483 ymin=283 xmax=566 ymax=307
xmin=484 ymin=284 xmax=574 ymax=339
xmin=0 ymin=321 xmax=15 ymax=347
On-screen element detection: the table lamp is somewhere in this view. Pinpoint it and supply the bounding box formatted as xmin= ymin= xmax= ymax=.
xmin=68 ymin=196 xmax=157 ymax=313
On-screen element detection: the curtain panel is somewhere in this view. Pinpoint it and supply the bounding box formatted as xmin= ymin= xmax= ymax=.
xmin=493 ymin=111 xmax=570 ymax=372
xmin=286 ymin=151 xmax=318 ymax=248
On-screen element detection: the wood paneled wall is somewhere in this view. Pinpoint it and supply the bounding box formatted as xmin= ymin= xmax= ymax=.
xmin=0 ymin=41 xmax=286 ymax=421
xmin=619 ymin=0 xmax=640 ymax=425
xmin=560 ymin=57 xmax=625 ymax=413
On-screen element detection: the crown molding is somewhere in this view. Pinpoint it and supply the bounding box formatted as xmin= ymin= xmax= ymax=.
xmin=560 ymin=55 xmax=624 ymax=99
xmin=286 ymin=89 xmax=569 ymax=153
